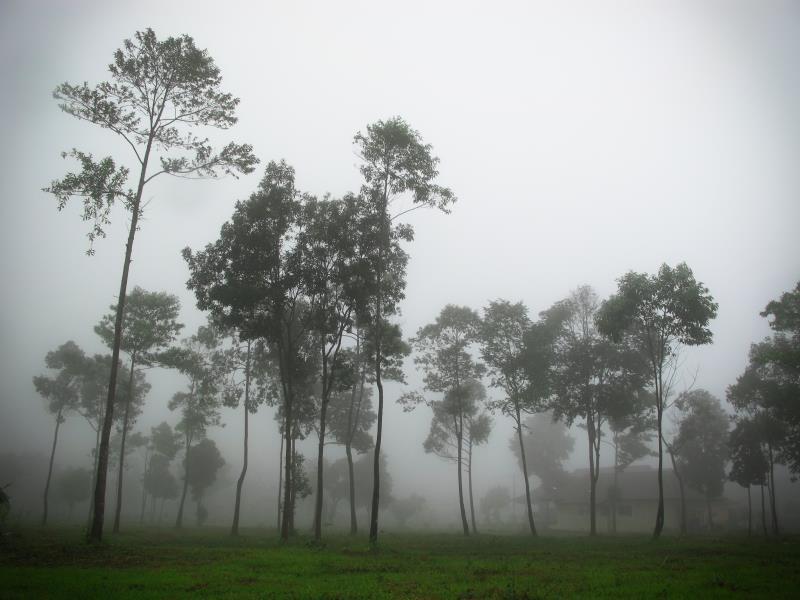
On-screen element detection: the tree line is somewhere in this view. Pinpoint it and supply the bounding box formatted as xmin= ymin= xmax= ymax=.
xmin=35 ymin=27 xmax=799 ymax=543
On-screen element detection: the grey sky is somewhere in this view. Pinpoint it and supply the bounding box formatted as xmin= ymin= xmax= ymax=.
xmin=1 ymin=0 xmax=799 ymax=521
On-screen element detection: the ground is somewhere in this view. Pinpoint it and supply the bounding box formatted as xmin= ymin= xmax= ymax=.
xmin=1 ymin=528 xmax=798 ymax=598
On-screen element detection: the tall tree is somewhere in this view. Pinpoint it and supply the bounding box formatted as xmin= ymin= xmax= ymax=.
xmin=547 ymin=286 xmax=647 ymax=535
xmin=144 ymin=453 xmax=179 ymax=524
xmin=406 ymin=305 xmax=485 ymax=536
xmin=481 ymin=300 xmax=557 ymax=536
xmin=596 ymin=262 xmax=717 ymax=538
xmin=165 ymin=324 xmax=224 ymax=529
xmin=45 ymin=28 xmax=257 ymax=542
xmin=354 ymin=117 xmax=455 ymax=544
xmin=465 ymin=413 xmax=492 ymax=534
xmin=183 ymin=161 xmax=312 ymax=542
xmin=95 ymin=287 xmax=182 ymax=533
xmin=33 ymin=341 xmax=85 ymax=526
xmin=326 ymin=341 xmax=377 ymax=535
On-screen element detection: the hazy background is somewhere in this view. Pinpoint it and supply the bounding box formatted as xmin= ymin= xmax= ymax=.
xmin=1 ymin=0 xmax=799 ymax=528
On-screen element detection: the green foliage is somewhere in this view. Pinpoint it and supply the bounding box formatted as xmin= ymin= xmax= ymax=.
xmin=144 ymin=454 xmax=178 ymax=501
xmin=186 ymin=439 xmax=225 ymax=503
xmin=673 ymin=390 xmax=729 ymax=500
xmin=95 ymin=287 xmax=183 ymax=366
xmin=728 ymin=417 xmax=769 ymax=488
xmin=32 ymin=341 xmax=86 ymax=419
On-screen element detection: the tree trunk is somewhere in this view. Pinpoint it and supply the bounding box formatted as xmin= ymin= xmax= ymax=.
xmin=276 ymin=432 xmax=283 ymax=531
xmin=768 ymin=443 xmax=779 ymax=536
xmin=588 ymin=416 xmax=597 ymax=536
xmin=760 ymin=484 xmax=768 ymax=537
xmin=747 ymin=485 xmax=752 ymax=537
xmin=515 ymin=410 xmax=537 ymax=536
xmin=667 ymin=445 xmax=687 ymax=535
xmin=314 ymin=396 xmax=329 ymax=541
xmin=139 ymin=448 xmax=150 ymax=524
xmin=231 ymin=340 xmax=251 ymax=536
xmin=86 ymin=425 xmax=101 ymax=532
xmin=159 ymin=497 xmax=165 ymax=524
xmin=346 ymin=443 xmax=358 ymax=535
xmin=280 ymin=339 xmax=294 ymax=542
xmin=150 ymin=492 xmax=156 ymax=523
xmin=89 ymin=135 xmax=153 ymax=542
xmin=456 ymin=424 xmax=470 ymax=536
xmin=468 ymin=435 xmax=477 ymax=534
xmin=611 ymin=440 xmax=619 ymax=535
xmin=653 ymin=403 xmax=665 ymax=538
xmin=706 ymin=494 xmax=714 ymax=532
xmin=288 ymin=436 xmax=296 ymax=534
xmin=369 ymin=190 xmax=388 ymax=547
xmin=175 ymin=435 xmax=192 ymax=529
xmin=113 ymin=358 xmax=136 ymax=534
xmin=42 ymin=408 xmax=63 ymax=526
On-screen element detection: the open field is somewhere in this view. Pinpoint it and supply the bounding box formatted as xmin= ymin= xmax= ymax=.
xmin=1 ymin=528 xmax=799 ymax=598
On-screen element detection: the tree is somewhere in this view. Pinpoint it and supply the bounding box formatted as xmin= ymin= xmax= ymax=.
xmin=729 ymin=417 xmax=770 ymax=536
xmin=183 ymin=161 xmax=311 ymax=542
xmin=45 ymin=28 xmax=257 ymax=542
xmin=465 ymin=413 xmax=492 ymax=534
xmin=139 ymin=421 xmax=181 ymax=523
xmin=57 ymin=467 xmax=91 ymax=519
xmin=143 ymin=453 xmax=179 ymax=524
xmin=510 ymin=412 xmax=575 ymax=503
xmin=546 ymin=286 xmax=648 ymax=535
xmin=390 ymin=494 xmax=426 ymax=529
xmin=671 ymin=390 xmax=729 ymax=531
xmin=596 ymin=262 xmax=717 ymax=538
xmin=406 ymin=305 xmax=485 ymax=536
xmin=354 ymin=117 xmax=455 ymax=544
xmin=165 ymin=324 xmax=224 ymax=528
xmin=95 ymin=286 xmax=182 ymax=533
xmin=186 ymin=438 xmax=225 ymax=526
xmin=33 ymin=341 xmax=85 ymax=525
xmin=481 ymin=300 xmax=556 ymax=536
xmin=326 ymin=340 xmax=377 ymax=535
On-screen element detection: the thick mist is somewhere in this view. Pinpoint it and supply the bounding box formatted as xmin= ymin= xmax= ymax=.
xmin=1 ymin=0 xmax=799 ymax=540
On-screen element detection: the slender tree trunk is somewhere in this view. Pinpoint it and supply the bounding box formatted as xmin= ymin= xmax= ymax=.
xmin=276 ymin=432 xmax=283 ymax=531
xmin=588 ymin=415 xmax=597 ymax=536
xmin=280 ymin=339 xmax=294 ymax=542
xmin=112 ymin=358 xmax=136 ymax=533
xmin=760 ymin=484 xmax=768 ymax=537
xmin=456 ymin=424 xmax=469 ymax=536
xmin=89 ymin=136 xmax=154 ymax=543
xmin=139 ymin=449 xmax=150 ymax=524
xmin=42 ymin=408 xmax=63 ymax=526
xmin=288 ymin=435 xmax=296 ymax=534
xmin=86 ymin=426 xmax=101 ymax=532
xmin=747 ymin=485 xmax=752 ymax=537
xmin=667 ymin=445 xmax=687 ymax=535
xmin=314 ymin=397 xmax=329 ymax=541
xmin=345 ymin=443 xmax=358 ymax=535
xmin=159 ymin=498 xmax=165 ymax=524
xmin=468 ymin=435 xmax=477 ymax=534
xmin=175 ymin=435 xmax=192 ymax=529
xmin=653 ymin=395 xmax=665 ymax=538
xmin=231 ymin=340 xmax=252 ymax=536
xmin=611 ymin=441 xmax=619 ymax=535
xmin=515 ymin=410 xmax=537 ymax=536
xmin=150 ymin=493 xmax=156 ymax=523
xmin=346 ymin=336 xmax=365 ymax=536
xmin=768 ymin=444 xmax=779 ymax=536
xmin=369 ymin=189 xmax=389 ymax=546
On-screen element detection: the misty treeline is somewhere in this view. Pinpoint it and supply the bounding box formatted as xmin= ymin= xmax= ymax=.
xmin=14 ymin=28 xmax=797 ymax=545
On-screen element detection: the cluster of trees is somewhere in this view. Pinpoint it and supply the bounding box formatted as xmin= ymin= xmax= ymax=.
xmin=33 ymin=26 xmax=798 ymax=543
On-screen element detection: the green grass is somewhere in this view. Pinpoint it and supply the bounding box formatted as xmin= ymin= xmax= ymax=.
xmin=1 ymin=527 xmax=799 ymax=598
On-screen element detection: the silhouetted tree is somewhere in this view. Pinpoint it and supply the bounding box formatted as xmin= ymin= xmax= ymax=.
xmin=596 ymin=262 xmax=717 ymax=538
xmin=480 ymin=486 xmax=511 ymax=526
xmin=465 ymin=413 xmax=492 ymax=533
xmin=45 ymin=28 xmax=257 ymax=541
xmin=33 ymin=341 xmax=85 ymax=525
xmin=140 ymin=422 xmax=181 ymax=523
xmin=186 ymin=438 xmax=225 ymax=526
xmin=95 ymin=286 xmax=182 ymax=533
xmin=354 ymin=117 xmax=455 ymax=544
xmin=390 ymin=494 xmax=426 ymax=529
xmin=729 ymin=417 xmax=769 ymax=536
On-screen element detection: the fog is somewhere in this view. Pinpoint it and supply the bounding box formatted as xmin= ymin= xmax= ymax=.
xmin=1 ymin=0 xmax=799 ymax=536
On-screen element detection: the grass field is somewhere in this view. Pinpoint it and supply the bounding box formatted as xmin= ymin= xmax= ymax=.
xmin=1 ymin=527 xmax=799 ymax=598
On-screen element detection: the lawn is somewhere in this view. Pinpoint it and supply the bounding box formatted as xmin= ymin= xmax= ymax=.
xmin=1 ymin=528 xmax=798 ymax=598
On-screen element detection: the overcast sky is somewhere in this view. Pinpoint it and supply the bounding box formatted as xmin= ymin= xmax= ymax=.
xmin=1 ymin=0 xmax=799 ymax=520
